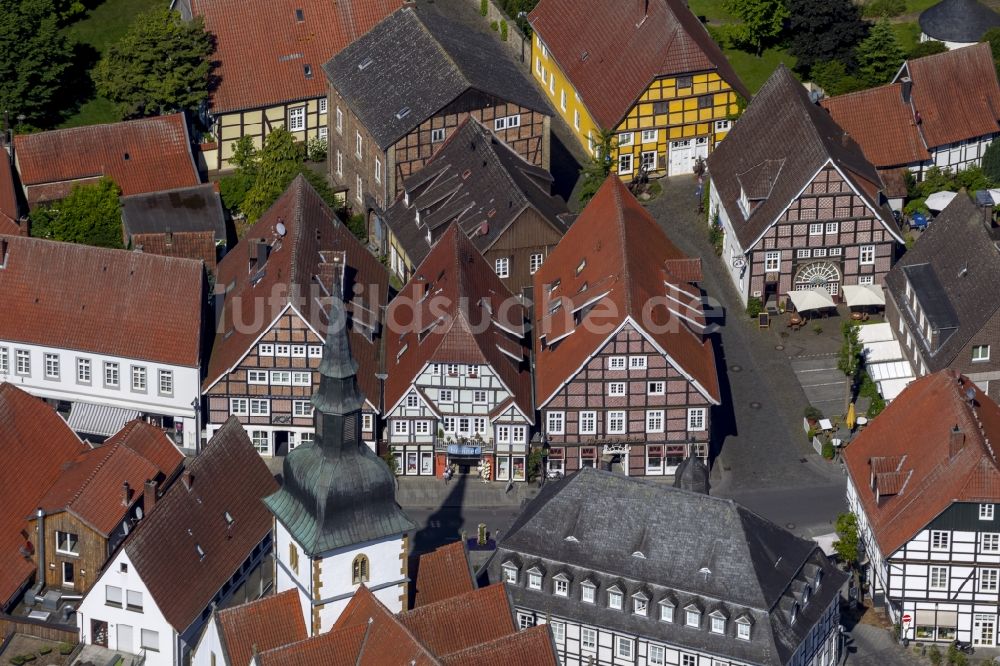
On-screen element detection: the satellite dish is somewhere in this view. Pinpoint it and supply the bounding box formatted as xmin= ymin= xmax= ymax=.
xmin=135 ymin=507 xmax=143 ymax=520
xmin=276 ymin=222 xmax=287 ymax=237
xmin=123 ymin=523 xmax=130 ymax=535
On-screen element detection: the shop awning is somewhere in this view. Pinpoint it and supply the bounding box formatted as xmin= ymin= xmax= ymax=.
xmin=857 ymin=322 xmax=894 ymax=344
xmin=788 ymin=288 xmax=835 ymax=312
xmin=447 ymin=444 xmax=482 ymax=457
xmin=879 ymin=378 xmax=914 ymax=402
xmin=864 ymin=340 xmax=906 ymax=364
xmin=843 ymin=284 xmax=885 ymax=308
xmin=66 ymin=402 xmax=140 ymax=438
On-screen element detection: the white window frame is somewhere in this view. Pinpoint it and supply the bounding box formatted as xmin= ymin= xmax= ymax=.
xmin=711 ymin=615 xmax=726 ymax=634
xmin=809 ymin=223 xmax=823 ymax=235
xmin=318 ymin=97 xmax=327 ymax=114
xmin=393 ymin=420 xmax=410 ymax=436
xmin=860 ymin=245 xmax=875 ymax=265
xmin=529 ymin=253 xmax=543 ymax=274
xmin=581 ymin=583 xmax=596 ymax=604
xmin=249 ymin=398 xmax=270 ymax=416
xmin=981 ymin=568 xmax=999 ymax=592
xmin=495 ymin=257 xmax=510 ymax=278
xmin=336 ymin=150 xmax=343 ymax=176
xmin=633 ymin=596 xmax=648 ymax=615
xmin=983 ymin=533 xmax=1000 ymax=552
xmin=615 ymin=636 xmax=634 ymax=659
xmin=55 ymin=531 xmax=79 ymax=555
xmin=931 ymin=530 xmax=950 ymax=551
xmin=15 ymin=349 xmax=29 ymax=375
xmin=44 ymin=353 xmax=59 ymax=380
xmin=641 ymin=129 xmax=658 ymax=143
xmin=859 ymin=275 xmax=874 ymax=285
xmin=527 ymin=570 xmax=542 ymax=590
xmin=825 ymin=222 xmax=839 ymax=234
xmin=579 ymin=411 xmax=596 ymax=435
xmin=618 ymin=153 xmax=633 ymax=174
xmin=414 ymin=420 xmax=431 ymax=436
xmin=104 ymin=361 xmax=119 ymax=388
xmin=230 ymin=398 xmax=248 ymax=416
xmin=629 ymin=356 xmax=647 ymax=370
xmin=140 ymin=629 xmax=158 ymax=652
xmin=248 ymin=370 xmax=268 ymax=384
xmin=405 ymin=394 xmax=419 ymax=408
xmin=688 ymin=408 xmax=706 ymax=431
xmin=574 ymin=110 xmax=580 ymax=131
xmin=554 ymin=576 xmax=569 ymax=597
xmin=0 ymin=347 xmax=7 ymax=375
xmin=647 ymin=381 xmax=665 ymax=395
xmin=607 ymin=410 xmax=626 ymax=435
xmin=374 ymin=156 xmax=382 ymax=184
xmin=714 ymin=119 xmax=732 ymax=132
xmin=797 ymin=249 xmax=811 ymax=259
xmin=929 ymin=565 xmax=949 ymax=590
xmin=608 ymin=356 xmax=626 ymax=370
xmin=973 ymin=345 xmax=991 ymax=362
xmin=649 ymin=644 xmax=666 ymax=666
xmin=737 ymin=620 xmax=751 ymax=640
xmin=502 ymin=564 xmax=518 ymax=584
xmin=131 ymin=366 xmax=146 ymax=392
xmin=547 ymin=411 xmax=565 ymax=435
xmin=618 ymin=132 xmax=634 ymax=146
xmin=608 ymin=589 xmax=623 ymax=610
xmin=983 ymin=504 xmax=996 ymax=520
xmin=686 ymin=609 xmax=701 ymax=628
xmin=581 ymin=627 xmax=597 ymax=650
xmin=355 ymin=131 xmax=363 ymax=158
xmin=608 ymin=382 xmax=625 ymax=396
xmin=431 ymin=127 xmax=445 ymax=143
xmin=292 ymin=400 xmax=313 ymax=418
xmin=551 ymin=620 xmax=565 ymax=643
xmin=764 ymin=251 xmax=780 ymax=272
xmin=76 ymin=358 xmax=90 ymax=384
xmin=356 ymin=175 xmax=363 ymax=203
xmin=641 ymin=150 xmax=657 ymax=172
xmin=335 ymin=107 xmax=343 ymax=133
xmin=288 ymin=106 xmax=306 ymax=132
xmin=659 ymin=602 xmax=674 ymax=623
xmin=646 ymin=410 xmax=664 ymax=433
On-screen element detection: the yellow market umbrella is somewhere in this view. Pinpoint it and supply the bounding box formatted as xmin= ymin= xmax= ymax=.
xmin=846 ymin=403 xmax=857 ymax=430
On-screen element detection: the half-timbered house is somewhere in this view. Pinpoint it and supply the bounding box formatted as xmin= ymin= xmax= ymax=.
xmin=844 ymin=370 xmax=1000 ymax=648
xmin=528 ymin=0 xmax=749 ymax=177
xmin=533 ymin=177 xmax=720 ymax=478
xmin=485 ymin=468 xmax=847 ymax=666
xmin=323 ymin=6 xmax=550 ymax=247
xmin=382 ymin=117 xmax=570 ymax=295
xmin=708 ymin=65 xmax=904 ymax=309
xmin=384 ymin=223 xmax=533 ymax=480
xmin=202 ymin=175 xmax=389 ymax=455
xmin=175 ymin=0 xmax=401 ymax=171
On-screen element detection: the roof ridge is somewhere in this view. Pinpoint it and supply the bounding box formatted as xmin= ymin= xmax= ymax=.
xmin=286 ymin=175 xmax=309 ymax=290
xmin=357 ymin=585 xmax=442 ymax=662
xmin=414 ymin=10 xmax=470 ymax=92
xmin=611 ymin=179 xmax=634 ymax=315
xmin=63 ymin=442 xmax=123 ymax=510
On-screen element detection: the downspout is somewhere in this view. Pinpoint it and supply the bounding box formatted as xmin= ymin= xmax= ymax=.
xmin=35 ymin=508 xmax=45 ymax=592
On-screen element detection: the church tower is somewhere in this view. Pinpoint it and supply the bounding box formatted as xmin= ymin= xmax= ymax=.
xmin=264 ymin=293 xmax=416 ymax=635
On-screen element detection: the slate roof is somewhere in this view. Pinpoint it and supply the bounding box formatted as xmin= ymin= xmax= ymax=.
xmin=919 ymin=0 xmax=1000 ymax=43
xmin=414 ymin=541 xmax=477 ymax=608
xmin=384 ymin=117 xmax=570 ymax=268
xmin=0 ymin=384 xmax=87 ymax=607
xmin=13 ymin=113 xmax=199 ymax=205
xmin=532 ymin=176 xmax=719 ymax=407
xmin=843 ymin=370 xmax=1000 ymax=556
xmin=213 ymin=589 xmax=307 ymax=666
xmin=489 ymin=467 xmax=846 ymax=666
xmin=37 ymin=420 xmax=183 ymax=537
xmin=709 ymin=65 xmax=899 ymax=250
xmin=204 ymin=174 xmax=389 ymax=410
xmin=0 ymin=235 xmax=204 ymax=367
xmin=324 ymin=7 xmax=548 ymax=149
xmin=384 ymin=223 xmax=533 ymax=419
xmin=528 ymin=0 xmax=749 ymax=130
xmin=124 ymin=417 xmax=278 ymax=632
xmin=884 ymin=195 xmax=1000 ymax=369
xmin=121 ymin=184 xmax=227 ymax=243
xmin=193 ymin=0 xmax=401 ymax=114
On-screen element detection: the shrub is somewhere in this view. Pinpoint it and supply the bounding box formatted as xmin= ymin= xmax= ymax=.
xmin=37 ymin=648 xmax=51 ymax=656
xmin=804 ymin=405 xmax=824 ymax=421
xmin=822 ymin=439 xmax=835 ymax=459
xmin=708 ymin=222 xmax=724 ymax=256
xmin=812 ymin=323 xmax=823 ymax=335
xmin=480 ymin=0 xmax=488 ymax=16
xmin=953 ymin=651 xmax=969 ymax=666
xmin=347 ymin=213 xmax=366 ymax=242
xmin=307 ymin=136 xmax=327 ymax=162
xmin=500 ymin=19 xmax=508 ymax=41
xmin=983 ymin=139 xmax=1000 ymax=184
xmin=490 ymin=20 xmax=498 ymax=31
xmin=746 ymin=297 xmax=763 ymax=319
xmin=10 ymin=657 xmax=25 ymax=666
xmin=58 ymin=644 xmax=74 ymax=656
xmin=928 ymin=645 xmax=943 ymax=666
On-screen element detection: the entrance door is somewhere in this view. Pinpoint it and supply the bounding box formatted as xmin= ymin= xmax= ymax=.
xmin=974 ymin=614 xmax=996 ymax=646
xmin=273 ymin=431 xmax=290 ymax=457
xmin=668 ymin=139 xmax=694 ymax=176
xmin=694 ymin=136 xmax=709 ymax=161
xmin=117 ymin=624 xmax=133 ymax=652
xmin=61 ymin=561 xmax=74 ymax=588
xmin=91 ymin=620 xmax=108 ymax=648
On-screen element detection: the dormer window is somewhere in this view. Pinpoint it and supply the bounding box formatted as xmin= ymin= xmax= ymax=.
xmin=581 ymin=580 xmax=596 ymax=603
xmin=502 ymin=562 xmax=518 ymax=584
xmin=685 ymin=605 xmax=701 ymax=628
xmin=738 ymin=187 xmax=750 ymax=217
xmin=790 ymin=603 xmax=799 ymax=625
xmin=710 ymin=611 xmax=727 ymax=634
xmin=736 ymin=617 xmax=752 ymax=640
xmin=659 ymin=599 xmax=675 ymax=623
xmin=802 ymin=585 xmax=811 ymax=607
xmin=814 ymin=569 xmax=823 ymax=590
xmin=633 ymin=593 xmax=649 ymax=616
xmin=608 ymin=586 xmax=623 ymax=610
xmin=554 ymin=573 xmax=569 ymax=597
xmin=527 ymin=567 xmax=543 ymax=590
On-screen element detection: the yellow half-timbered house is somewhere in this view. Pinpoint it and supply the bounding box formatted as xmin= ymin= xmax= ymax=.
xmin=528 ymin=0 xmax=749 ymax=177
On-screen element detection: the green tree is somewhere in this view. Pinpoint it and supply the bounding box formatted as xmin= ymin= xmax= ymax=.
xmin=0 ymin=0 xmax=75 ymax=126
xmin=578 ymin=129 xmax=616 ymax=205
xmin=983 ymin=139 xmax=1000 ymax=184
xmin=833 ymin=512 xmax=860 ymax=565
xmin=787 ymin=0 xmax=867 ymax=73
xmin=809 ymin=60 xmax=865 ymax=96
xmin=854 ymin=18 xmax=905 ymax=87
xmin=908 ymin=40 xmax=948 ymax=59
xmin=838 ymin=321 xmax=863 ymax=384
xmin=30 ymin=178 xmax=123 ymax=248
xmin=983 ymin=27 xmax=1000 ymax=77
xmin=723 ymin=0 xmax=789 ymax=56
xmin=94 ymin=7 xmax=213 ymax=119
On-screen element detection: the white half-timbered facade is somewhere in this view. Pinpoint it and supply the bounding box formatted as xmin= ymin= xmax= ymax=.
xmin=844 ymin=370 xmax=1000 ymax=647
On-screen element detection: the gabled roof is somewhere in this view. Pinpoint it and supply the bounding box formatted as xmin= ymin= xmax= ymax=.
xmin=133 ymin=230 xmax=219 ymax=273
xmin=385 ymin=223 xmax=533 ymax=419
xmin=885 ymin=195 xmax=1000 ymax=370
xmin=901 ymin=43 xmax=1000 ymax=149
xmin=494 ymin=467 xmax=845 ymax=665
xmin=204 ymin=175 xmax=389 ymax=408
xmin=37 ymin=420 xmax=183 ymax=537
xmin=384 ymin=117 xmax=570 ymax=268
xmin=215 ymin=589 xmax=307 ymax=666
xmin=843 ymin=371 xmax=1000 ymax=556
xmin=0 ymin=152 xmax=20 ymax=232
xmin=121 ymin=184 xmax=227 ymax=243
xmin=0 ymin=384 xmax=87 ymax=606
xmin=324 ymin=7 xmax=548 ymax=149
xmin=193 ymin=0 xmax=402 ymax=114
xmin=532 ymin=176 xmax=719 ymax=407
xmin=919 ymin=0 xmax=1000 ymax=43
xmin=124 ymin=417 xmax=278 ymax=632
xmin=709 ymin=65 xmax=898 ymax=249
xmin=0 ymin=235 xmax=204 ymax=366
xmin=820 ymin=85 xmax=930 ymax=168
xmin=413 ymin=540 xmax=476 ymax=607
xmin=528 ymin=0 xmax=749 ymax=130
xmin=13 ymin=113 xmax=199 ymax=205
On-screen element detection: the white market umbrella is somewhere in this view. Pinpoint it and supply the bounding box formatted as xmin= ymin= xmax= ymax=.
xmin=925 ymin=191 xmax=957 ymax=211
xmin=788 ymin=287 xmax=836 ymax=312
xmin=842 ymin=284 xmax=885 ymax=308
xmin=989 ymin=189 xmax=1000 ymax=206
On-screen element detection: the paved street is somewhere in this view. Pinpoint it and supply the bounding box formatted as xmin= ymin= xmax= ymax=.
xmin=792 ymin=355 xmax=850 ymax=427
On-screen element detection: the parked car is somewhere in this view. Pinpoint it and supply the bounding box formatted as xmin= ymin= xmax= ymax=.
xmin=909 ymin=211 xmax=930 ymax=230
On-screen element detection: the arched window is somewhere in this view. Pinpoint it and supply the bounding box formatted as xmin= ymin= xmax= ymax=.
xmin=352 ymin=554 xmax=369 ymax=584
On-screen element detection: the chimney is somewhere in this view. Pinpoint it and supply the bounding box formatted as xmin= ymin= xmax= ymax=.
xmin=35 ymin=508 xmax=45 ymax=588
xmin=122 ymin=481 xmax=132 ymax=506
xmin=0 ymin=238 xmax=7 ymax=267
xmin=950 ymin=425 xmax=966 ymax=458
xmin=900 ymin=76 xmax=912 ymax=104
xmin=144 ymin=479 xmax=157 ymax=512
xmin=182 ymin=470 xmax=194 ymax=491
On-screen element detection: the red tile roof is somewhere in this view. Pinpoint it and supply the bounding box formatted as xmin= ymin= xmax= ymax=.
xmin=384 ymin=224 xmax=533 ymax=419
xmin=413 ymin=541 xmax=475 ymax=607
xmin=13 ymin=113 xmax=199 ymax=206
xmin=528 ymin=0 xmax=749 ymax=130
xmin=205 ymin=175 xmax=389 ymax=409
xmin=0 ymin=384 xmax=87 ymax=606
xmin=193 ymin=0 xmax=402 ymax=114
xmin=38 ymin=420 xmax=183 ymax=537
xmin=215 ymin=589 xmax=307 ymax=666
xmin=533 ymin=176 xmax=720 ymax=407
xmin=843 ymin=370 xmax=1000 ymax=557
xmin=133 ymin=230 xmax=218 ymax=273
xmin=439 ymin=625 xmax=557 ymax=666
xmin=0 ymin=235 xmax=204 ymax=366
xmin=820 ymin=85 xmax=930 ymax=168
xmin=0 ymin=153 xmax=20 ymax=230
xmin=123 ymin=417 xmax=279 ymax=631
xmin=398 ymin=584 xmax=516 ymax=656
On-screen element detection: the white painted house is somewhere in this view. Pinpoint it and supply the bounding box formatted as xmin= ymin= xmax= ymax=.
xmin=844 ymin=370 xmax=1000 ymax=647
xmin=0 ymin=236 xmax=204 ymax=450
xmin=190 ymin=589 xmax=306 ymax=666
xmin=75 ymin=419 xmax=278 ymax=665
xmin=384 ymin=223 xmax=533 ymax=481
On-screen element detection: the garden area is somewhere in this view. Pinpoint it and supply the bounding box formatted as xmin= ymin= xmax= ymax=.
xmin=0 ymin=635 xmax=75 ymax=666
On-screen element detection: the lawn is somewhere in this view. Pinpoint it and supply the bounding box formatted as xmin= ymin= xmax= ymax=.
xmin=58 ymin=0 xmax=166 ymax=128
xmin=688 ymin=0 xmax=733 ymax=23
xmin=891 ymin=21 xmax=922 ymax=54
xmin=725 ymin=46 xmax=797 ymax=92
